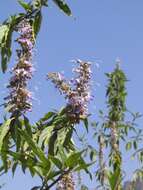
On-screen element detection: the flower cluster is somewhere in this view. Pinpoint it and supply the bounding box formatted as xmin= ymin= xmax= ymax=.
xmin=5 ymin=19 xmax=34 ymax=113
xmin=47 ymin=60 xmax=92 ymax=121
xmin=56 ymin=173 xmax=75 ymax=190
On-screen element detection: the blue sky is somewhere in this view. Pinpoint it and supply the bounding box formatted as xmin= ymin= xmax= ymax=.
xmin=0 ymin=0 xmax=143 ymax=189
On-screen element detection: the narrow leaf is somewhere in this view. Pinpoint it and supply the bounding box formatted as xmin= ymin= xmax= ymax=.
xmin=53 ymin=0 xmax=72 ymax=16
xmin=18 ymin=0 xmax=32 ymax=11
xmin=0 ymin=118 xmax=13 ymax=151
xmin=33 ymin=11 xmax=42 ymax=38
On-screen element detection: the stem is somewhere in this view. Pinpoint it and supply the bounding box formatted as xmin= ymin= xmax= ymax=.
xmin=99 ymin=133 xmax=105 ymax=187
xmin=110 ymin=122 xmax=122 ymax=190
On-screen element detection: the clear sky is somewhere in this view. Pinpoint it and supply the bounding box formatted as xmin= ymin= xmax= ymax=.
xmin=0 ymin=0 xmax=143 ymax=189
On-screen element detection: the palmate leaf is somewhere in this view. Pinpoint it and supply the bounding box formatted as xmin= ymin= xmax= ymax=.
xmin=52 ymin=0 xmax=72 ymax=16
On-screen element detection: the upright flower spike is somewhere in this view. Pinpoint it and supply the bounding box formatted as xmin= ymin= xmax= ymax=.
xmin=47 ymin=60 xmax=93 ymax=122
xmin=68 ymin=60 xmax=92 ymax=117
xmin=5 ymin=19 xmax=34 ymax=114
xmin=106 ymin=61 xmax=127 ymax=190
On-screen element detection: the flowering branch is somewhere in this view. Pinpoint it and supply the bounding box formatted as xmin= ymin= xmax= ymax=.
xmin=5 ymin=19 xmax=35 ymax=114
xmin=47 ymin=59 xmax=93 ymax=123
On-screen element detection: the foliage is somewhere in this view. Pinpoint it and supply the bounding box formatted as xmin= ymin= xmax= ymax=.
xmin=0 ymin=1 xmax=143 ymax=190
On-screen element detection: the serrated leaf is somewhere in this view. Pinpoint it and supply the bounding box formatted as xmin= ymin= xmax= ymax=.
xmin=53 ymin=0 xmax=72 ymax=16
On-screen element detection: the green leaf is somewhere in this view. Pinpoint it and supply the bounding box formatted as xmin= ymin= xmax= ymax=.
xmin=53 ymin=0 xmax=72 ymax=16
xmin=40 ymin=112 xmax=56 ymax=122
xmin=126 ymin=141 xmax=132 ymax=151
xmin=48 ymin=131 xmax=57 ymax=155
xmin=18 ymin=0 xmax=32 ymax=11
xmin=65 ymin=151 xmax=84 ymax=168
xmin=24 ymin=116 xmax=32 ymax=137
xmin=18 ymin=129 xmax=47 ymax=163
xmin=89 ymin=150 xmax=96 ymax=161
xmin=1 ymin=135 xmax=10 ymax=172
xmin=38 ymin=125 xmax=54 ymax=147
xmin=0 ymin=14 xmax=25 ymax=72
xmin=33 ymin=11 xmax=42 ymax=38
xmin=81 ymin=117 xmax=89 ymax=132
xmin=63 ymin=128 xmax=73 ymax=148
xmin=49 ymin=155 xmax=62 ymax=169
xmin=37 ymin=160 xmax=51 ymax=176
xmin=12 ymin=162 xmax=18 ymax=176
xmin=0 ymin=118 xmax=13 ymax=152
xmin=47 ymin=170 xmax=61 ymax=180
xmin=133 ymin=141 xmax=137 ymax=150
xmin=107 ymin=168 xmax=121 ymax=190
xmin=33 ymin=166 xmax=43 ymax=177
xmin=0 ymin=24 xmax=12 ymax=72
xmin=8 ymin=151 xmax=22 ymax=160
xmin=0 ymin=25 xmax=9 ymax=44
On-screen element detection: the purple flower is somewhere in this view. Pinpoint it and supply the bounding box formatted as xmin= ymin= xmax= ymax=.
xmin=5 ymin=19 xmax=34 ymax=113
xmin=48 ymin=60 xmax=93 ymax=121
